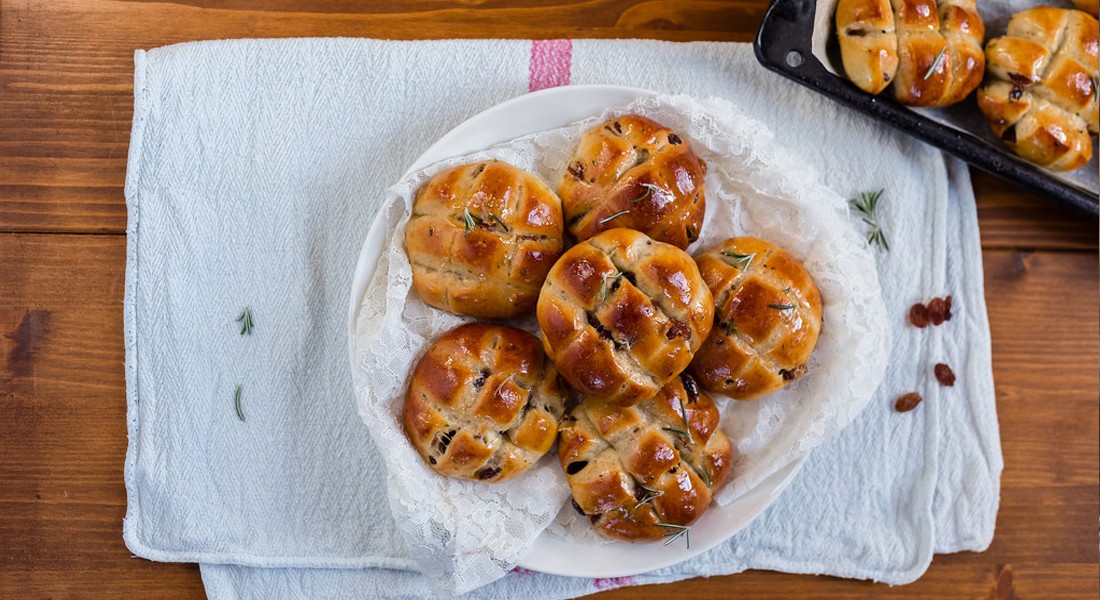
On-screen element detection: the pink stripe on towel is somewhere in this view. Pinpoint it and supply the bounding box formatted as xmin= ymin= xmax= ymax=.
xmin=529 ymin=39 xmax=573 ymax=91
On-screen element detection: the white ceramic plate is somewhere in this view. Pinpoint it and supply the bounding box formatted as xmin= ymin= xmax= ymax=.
xmin=347 ymin=84 xmax=806 ymax=578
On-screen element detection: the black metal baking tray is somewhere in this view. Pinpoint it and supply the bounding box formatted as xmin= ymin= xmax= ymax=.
xmin=754 ymin=0 xmax=1099 ymax=219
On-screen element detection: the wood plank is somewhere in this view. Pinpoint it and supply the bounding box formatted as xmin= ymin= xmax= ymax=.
xmin=973 ymin=171 xmax=1099 ymax=251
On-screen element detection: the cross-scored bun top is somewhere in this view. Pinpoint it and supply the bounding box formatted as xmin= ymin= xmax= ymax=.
xmin=836 ymin=0 xmax=985 ymax=107
xmin=977 ymin=7 xmax=1098 ymax=171
xmin=559 ymin=114 xmax=706 ymax=250
xmin=537 ymin=228 xmax=714 ymax=407
xmin=689 ymin=237 xmax=823 ymax=400
xmin=405 ymin=161 xmax=564 ymax=319
xmin=557 ymin=373 xmax=733 ymax=542
xmin=403 ymin=323 xmax=567 ymax=483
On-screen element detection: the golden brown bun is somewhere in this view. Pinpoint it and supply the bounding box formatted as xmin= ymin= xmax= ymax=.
xmin=537 ymin=228 xmax=714 ymax=407
xmin=559 ymin=115 xmax=706 ymax=250
xmin=403 ymin=323 xmax=566 ymax=483
xmin=689 ymin=237 xmax=823 ymax=401
xmin=836 ymin=0 xmax=985 ymax=106
xmin=557 ymin=373 xmax=733 ymax=542
xmin=406 ymin=161 xmax=564 ymax=319
xmin=977 ymin=7 xmax=1098 ymax=171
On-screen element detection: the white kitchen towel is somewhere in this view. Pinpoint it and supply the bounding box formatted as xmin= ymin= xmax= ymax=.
xmin=122 ymin=38 xmax=1001 ymax=598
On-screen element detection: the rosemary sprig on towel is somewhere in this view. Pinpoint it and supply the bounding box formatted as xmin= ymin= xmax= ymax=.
xmin=234 ymin=384 xmax=245 ymax=422
xmin=235 ymin=307 xmax=255 ymax=335
xmin=848 ymin=189 xmax=889 ymax=251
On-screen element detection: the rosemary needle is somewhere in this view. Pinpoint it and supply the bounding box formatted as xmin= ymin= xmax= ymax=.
xmin=657 ymin=523 xmax=690 ymax=548
xmin=629 ymin=183 xmax=660 ymax=204
xmin=598 ymin=209 xmax=631 ymax=225
xmin=924 ymin=47 xmax=947 ymax=80
xmin=235 ymin=307 xmax=254 ymax=335
xmin=462 ymin=208 xmax=483 ymax=236
xmin=769 ymin=304 xmax=795 ymax=310
xmin=720 ymin=251 xmax=755 ymax=271
xmin=234 ymin=384 xmax=245 ymax=422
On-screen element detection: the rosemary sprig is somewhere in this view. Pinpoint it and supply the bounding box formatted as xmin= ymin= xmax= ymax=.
xmin=848 ymin=189 xmax=890 ymax=251
xmin=633 ymin=484 xmax=665 ymax=510
xmin=629 ymin=183 xmax=661 ymax=204
xmin=657 ymin=523 xmax=690 ymax=548
xmin=769 ymin=303 xmax=795 ymax=310
xmin=463 ymin=208 xmax=483 ymax=236
xmin=488 ymin=213 xmax=509 ymax=232
xmin=598 ymin=209 xmax=631 ymax=225
xmin=676 ymin=397 xmax=693 ymax=446
xmin=924 ymin=46 xmax=947 ymax=80
xmin=661 ymin=426 xmax=689 ymax=436
xmin=720 ymin=251 xmax=755 ymax=271
xmin=234 ymin=384 xmax=245 ymax=422
xmin=597 ymin=271 xmax=624 ymax=303
xmin=697 ymin=464 xmax=712 ymax=488
xmin=494 ymin=373 xmax=517 ymax=397
xmin=618 ymin=331 xmax=639 ymax=349
xmin=235 ymin=307 xmax=254 ymax=335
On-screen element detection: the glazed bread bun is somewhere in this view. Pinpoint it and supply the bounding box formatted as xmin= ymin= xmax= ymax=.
xmin=405 ymin=161 xmax=564 ymax=319
xmin=559 ymin=114 xmax=706 ymax=250
xmin=689 ymin=237 xmax=823 ymax=401
xmin=835 ymin=0 xmax=985 ymax=107
xmin=557 ymin=373 xmax=733 ymax=542
xmin=403 ymin=323 xmax=566 ymax=483
xmin=977 ymin=7 xmax=1098 ymax=171
xmin=537 ymin=228 xmax=714 ymax=407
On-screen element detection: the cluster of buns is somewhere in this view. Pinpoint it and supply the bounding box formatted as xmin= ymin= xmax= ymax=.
xmin=836 ymin=1 xmax=1099 ymax=171
xmin=401 ymin=115 xmax=823 ymax=543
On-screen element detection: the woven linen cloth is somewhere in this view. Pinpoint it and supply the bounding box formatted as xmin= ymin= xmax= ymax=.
xmin=121 ymin=38 xmax=1001 ymax=598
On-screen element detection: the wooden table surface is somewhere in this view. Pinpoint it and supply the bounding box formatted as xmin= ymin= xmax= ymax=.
xmin=1 ymin=1 xmax=1097 ymax=598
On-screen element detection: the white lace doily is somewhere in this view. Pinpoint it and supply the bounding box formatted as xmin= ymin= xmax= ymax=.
xmin=350 ymin=94 xmax=891 ymax=593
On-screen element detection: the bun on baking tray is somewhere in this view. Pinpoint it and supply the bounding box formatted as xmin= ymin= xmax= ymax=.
xmin=537 ymin=228 xmax=714 ymax=408
xmin=835 ymin=0 xmax=986 ymax=107
xmin=405 ymin=160 xmax=564 ymax=319
xmin=403 ymin=323 xmax=567 ymax=483
xmin=559 ymin=114 xmax=706 ymax=250
xmin=557 ymin=373 xmax=733 ymax=542
xmin=977 ymin=7 xmax=1099 ymax=171
xmin=689 ymin=237 xmax=823 ymax=401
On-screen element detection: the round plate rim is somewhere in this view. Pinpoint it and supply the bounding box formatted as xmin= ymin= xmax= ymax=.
xmin=346 ymin=84 xmax=807 ymax=578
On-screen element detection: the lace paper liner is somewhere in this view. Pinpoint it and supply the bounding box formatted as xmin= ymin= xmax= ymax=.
xmin=350 ymin=94 xmax=891 ymax=592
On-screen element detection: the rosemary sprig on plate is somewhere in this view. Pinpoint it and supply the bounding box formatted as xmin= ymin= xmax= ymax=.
xmin=629 ymin=183 xmax=661 ymax=204
xmin=598 ymin=209 xmax=631 ymax=225
xmin=488 ymin=213 xmax=509 ymax=232
xmin=234 ymin=384 xmax=245 ymax=422
xmin=463 ymin=208 xmax=483 ymax=236
xmin=235 ymin=307 xmax=254 ymax=335
xmin=633 ymin=484 xmax=665 ymax=510
xmin=598 ymin=271 xmax=624 ymax=303
xmin=848 ymin=189 xmax=890 ymax=251
xmin=697 ymin=464 xmax=712 ymax=488
xmin=720 ymin=251 xmax=755 ymax=271
xmin=924 ymin=47 xmax=947 ymax=80
xmin=657 ymin=522 xmax=690 ymax=548
xmin=676 ymin=397 xmax=693 ymax=446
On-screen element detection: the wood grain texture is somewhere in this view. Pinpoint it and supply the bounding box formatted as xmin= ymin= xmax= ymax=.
xmin=1 ymin=0 xmax=1097 ymax=598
